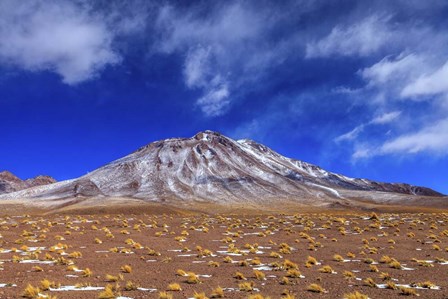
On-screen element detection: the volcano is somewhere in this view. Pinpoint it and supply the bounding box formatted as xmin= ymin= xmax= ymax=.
xmin=0 ymin=131 xmax=444 ymax=209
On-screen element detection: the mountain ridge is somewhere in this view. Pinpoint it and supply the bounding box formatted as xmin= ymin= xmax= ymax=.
xmin=0 ymin=170 xmax=56 ymax=194
xmin=0 ymin=131 xmax=444 ymax=209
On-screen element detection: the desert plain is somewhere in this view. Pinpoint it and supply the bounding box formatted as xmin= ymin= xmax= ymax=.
xmin=0 ymin=201 xmax=446 ymax=299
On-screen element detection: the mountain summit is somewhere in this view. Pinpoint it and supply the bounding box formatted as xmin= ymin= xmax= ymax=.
xmin=0 ymin=131 xmax=444 ymax=208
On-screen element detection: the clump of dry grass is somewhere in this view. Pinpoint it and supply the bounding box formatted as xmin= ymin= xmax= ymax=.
xmin=414 ymin=281 xmax=436 ymax=289
xmin=159 ymin=291 xmax=173 ymax=299
xmin=347 ymin=252 xmax=356 ymax=258
xmin=105 ymin=274 xmax=123 ymax=282
xmin=120 ymin=265 xmax=132 ymax=273
xmin=343 ymin=291 xmax=369 ymax=299
xmin=22 ymin=284 xmax=40 ymax=299
xmin=286 ymin=269 xmax=302 ymax=278
xmin=333 ymin=254 xmax=344 ymax=262
xmin=318 ymin=265 xmax=334 ymax=273
xmin=283 ymin=259 xmax=298 ymax=270
xmin=238 ymin=281 xmax=255 ymax=292
xmin=389 ymin=260 xmax=402 ymax=269
xmin=40 ymin=279 xmax=59 ymax=291
xmin=379 ymin=272 xmax=391 ymax=281
xmin=369 ymin=265 xmax=379 ymax=272
xmin=380 ymin=255 xmax=393 ymax=264
xmin=32 ymin=266 xmax=44 ymax=272
xmin=98 ymin=284 xmax=119 ymax=299
xmin=187 ymin=272 xmax=201 ymax=284
xmin=193 ymin=291 xmax=209 ymax=299
xmin=223 ymin=256 xmax=233 ymax=263
xmin=233 ymin=271 xmax=246 ymax=280
xmin=280 ymin=276 xmax=293 ymax=285
xmin=363 ymin=277 xmax=376 ymax=288
xmin=343 ymin=271 xmax=356 ymax=280
xmin=210 ymin=286 xmax=224 ymax=298
xmin=306 ymin=256 xmax=318 ymax=266
xmin=82 ymin=268 xmax=93 ymax=277
xmin=167 ymin=283 xmax=182 ymax=291
xmin=253 ymin=270 xmax=266 ymax=280
xmin=307 ymin=283 xmax=326 ymax=293
xmin=125 ymin=281 xmax=139 ymax=291
xmin=399 ymin=287 xmax=418 ymax=296
xmin=208 ymin=261 xmax=220 ymax=267
xmin=385 ymin=281 xmax=397 ymax=290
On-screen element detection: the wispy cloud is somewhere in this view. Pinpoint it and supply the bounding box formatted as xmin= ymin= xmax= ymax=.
xmin=196 ymin=83 xmax=230 ymax=117
xmin=154 ymin=2 xmax=300 ymax=117
xmin=322 ymin=9 xmax=448 ymax=159
xmin=380 ymin=118 xmax=448 ymax=155
xmin=306 ymin=15 xmax=392 ymax=58
xmin=334 ymin=125 xmax=365 ymax=142
xmin=0 ymin=0 xmax=121 ymax=84
xmin=370 ymin=111 xmax=401 ymax=125
xmin=335 ymin=111 xmax=401 ymax=143
xmin=401 ymin=61 xmax=448 ymax=98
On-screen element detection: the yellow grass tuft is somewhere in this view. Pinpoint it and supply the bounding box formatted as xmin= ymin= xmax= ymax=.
xmin=120 ymin=265 xmax=132 ymax=273
xmin=399 ymin=287 xmax=419 ymax=296
xmin=343 ymin=291 xmax=369 ymax=299
xmin=210 ymin=286 xmax=224 ymax=298
xmin=307 ymin=283 xmax=325 ymax=293
xmin=187 ymin=272 xmax=201 ymax=284
xmin=159 ymin=291 xmax=173 ymax=299
xmin=318 ymin=265 xmax=334 ymax=273
xmin=22 ymin=284 xmax=40 ymax=299
xmin=238 ymin=281 xmax=255 ymax=292
xmin=254 ymin=270 xmax=266 ymax=280
xmin=98 ymin=284 xmax=118 ymax=299
xmin=82 ymin=268 xmax=93 ymax=277
xmin=363 ymin=277 xmax=376 ymax=288
xmin=167 ymin=283 xmax=182 ymax=291
xmin=193 ymin=291 xmax=209 ymax=299
xmin=124 ymin=281 xmax=139 ymax=291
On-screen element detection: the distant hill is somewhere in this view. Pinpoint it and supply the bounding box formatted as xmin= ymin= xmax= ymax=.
xmin=0 ymin=171 xmax=56 ymax=194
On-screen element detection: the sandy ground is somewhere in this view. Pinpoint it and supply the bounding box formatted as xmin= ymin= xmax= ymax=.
xmin=0 ymin=201 xmax=447 ymax=298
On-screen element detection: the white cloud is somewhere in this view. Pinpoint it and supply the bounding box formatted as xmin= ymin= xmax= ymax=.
xmin=361 ymin=54 xmax=426 ymax=87
xmin=155 ymin=2 xmax=296 ymax=117
xmin=344 ymin=19 xmax=448 ymax=159
xmin=352 ymin=146 xmax=373 ymax=160
xmin=0 ymin=0 xmax=120 ymax=84
xmin=183 ymin=45 xmax=231 ymax=116
xmin=335 ymin=111 xmax=401 ymax=143
xmin=184 ymin=46 xmax=212 ymax=89
xmin=335 ymin=125 xmax=365 ymax=142
xmin=370 ymin=111 xmax=401 ymax=124
xmin=380 ymin=118 xmax=448 ymax=155
xmin=155 ymin=3 xmax=265 ymax=54
xmin=306 ymin=15 xmax=392 ymax=58
xmin=401 ymin=60 xmax=448 ymax=98
xmin=196 ymin=83 xmax=230 ymax=117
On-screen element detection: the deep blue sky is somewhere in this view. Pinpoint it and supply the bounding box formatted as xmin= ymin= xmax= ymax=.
xmin=0 ymin=0 xmax=447 ymax=194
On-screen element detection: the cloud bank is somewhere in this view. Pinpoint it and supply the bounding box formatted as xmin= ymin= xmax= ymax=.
xmin=0 ymin=0 xmax=121 ymax=84
xmin=1 ymin=0 xmax=447 ymax=161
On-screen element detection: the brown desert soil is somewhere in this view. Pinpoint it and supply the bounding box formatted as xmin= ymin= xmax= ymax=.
xmin=0 ymin=201 xmax=447 ymax=298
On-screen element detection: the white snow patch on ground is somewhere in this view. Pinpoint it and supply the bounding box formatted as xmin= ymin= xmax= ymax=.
xmin=50 ymin=286 xmax=104 ymax=291
xmin=0 ymin=284 xmax=16 ymax=288
xmin=307 ymin=183 xmax=342 ymax=198
xmin=20 ymin=260 xmax=55 ymax=264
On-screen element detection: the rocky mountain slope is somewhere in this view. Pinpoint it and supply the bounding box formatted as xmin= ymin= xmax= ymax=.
xmin=0 ymin=131 xmax=443 ymax=209
xmin=0 ymin=171 xmax=56 ymax=194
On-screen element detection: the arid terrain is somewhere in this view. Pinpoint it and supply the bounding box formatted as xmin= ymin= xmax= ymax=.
xmin=0 ymin=203 xmax=447 ymax=299
xmin=0 ymin=131 xmax=446 ymax=298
